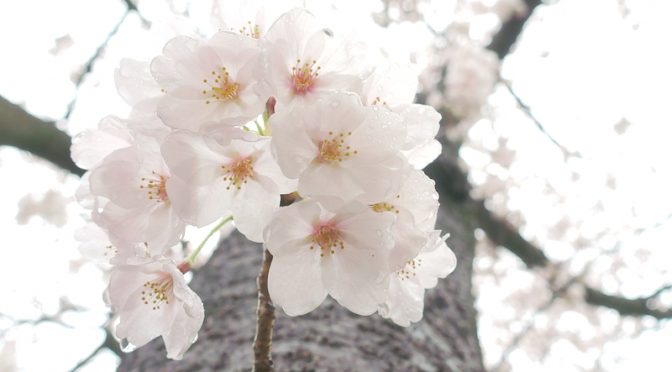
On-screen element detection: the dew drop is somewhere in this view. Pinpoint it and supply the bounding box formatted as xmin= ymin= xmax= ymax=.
xmin=120 ymin=338 xmax=137 ymax=353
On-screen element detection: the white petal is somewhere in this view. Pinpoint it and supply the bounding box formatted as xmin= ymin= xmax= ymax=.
xmin=161 ymin=131 xmax=224 ymax=186
xmin=166 ymin=177 xmax=232 ymax=227
xmin=416 ymin=234 xmax=457 ymax=289
xmin=268 ymin=248 xmax=327 ymax=316
xmin=387 ymin=210 xmax=427 ymax=271
xmin=263 ymin=200 xmax=318 ymax=256
xmin=379 ymin=275 xmax=424 ymax=327
xmin=269 ymin=109 xmax=318 ymax=179
xmin=88 ymin=148 xmax=145 ymax=209
xmin=322 ymin=248 xmax=388 ymax=315
xmin=71 ymin=116 xmax=133 ymax=170
xmin=115 ymin=59 xmax=161 ymax=106
xmin=397 ymin=169 xmax=439 ymax=231
xmin=231 ymin=176 xmax=279 ymax=242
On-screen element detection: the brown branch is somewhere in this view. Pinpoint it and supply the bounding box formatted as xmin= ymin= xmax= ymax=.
xmin=486 ymin=0 xmax=543 ymax=59
xmin=252 ymin=248 xmax=275 ymax=371
xmin=425 ymin=136 xmax=549 ymax=268
xmin=0 ymin=95 xmax=84 ymax=175
xmin=585 ymin=286 xmax=672 ymax=319
xmin=473 ymin=200 xmax=549 ymax=268
xmin=427 ymin=133 xmax=672 ymax=320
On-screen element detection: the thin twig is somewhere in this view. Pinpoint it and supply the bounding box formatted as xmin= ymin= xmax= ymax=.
xmin=500 ymin=79 xmax=582 ymax=159
xmin=64 ymin=10 xmax=130 ymax=119
xmin=64 ymin=0 xmax=151 ymax=119
xmin=493 ymin=275 xmax=579 ymax=371
xmin=647 ymin=284 xmax=672 ymax=300
xmin=252 ymin=249 xmax=275 ymax=371
xmin=69 ymin=329 xmax=121 ymax=372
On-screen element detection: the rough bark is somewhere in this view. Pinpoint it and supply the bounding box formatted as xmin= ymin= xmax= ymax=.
xmin=118 ymin=183 xmax=483 ymax=371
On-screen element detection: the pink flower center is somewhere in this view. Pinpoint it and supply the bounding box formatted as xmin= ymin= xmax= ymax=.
xmin=291 ymin=59 xmax=320 ymax=95
xmin=316 ymin=131 xmax=357 ymax=164
xmin=310 ymin=222 xmax=344 ymax=257
xmin=141 ymin=274 xmax=174 ymax=310
xmin=202 ymin=67 xmax=240 ymax=104
xmin=140 ymin=171 xmax=169 ymax=203
xmin=222 ymin=156 xmax=255 ymax=190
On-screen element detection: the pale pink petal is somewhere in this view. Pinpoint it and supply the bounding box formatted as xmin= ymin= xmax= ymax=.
xmin=263 ymin=200 xmax=318 ymax=255
xmin=268 ymin=248 xmax=327 ymax=316
xmin=231 ymin=175 xmax=279 ymax=242
xmin=322 ymin=248 xmax=388 ymax=316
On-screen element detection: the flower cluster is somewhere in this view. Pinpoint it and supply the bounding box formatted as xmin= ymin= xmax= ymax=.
xmin=73 ymin=5 xmax=456 ymax=359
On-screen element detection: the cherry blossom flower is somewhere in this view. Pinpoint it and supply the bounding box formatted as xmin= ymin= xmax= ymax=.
xmin=378 ymin=231 xmax=457 ymax=326
xmin=261 ymin=8 xmax=367 ymax=110
xmin=88 ymin=138 xmax=185 ymax=252
xmin=362 ymin=64 xmax=442 ymax=169
xmin=265 ymin=199 xmax=395 ymax=316
xmin=370 ymin=168 xmax=440 ymax=270
xmin=107 ymin=260 xmax=204 ymax=360
xmin=270 ymin=92 xmax=407 ymax=206
xmin=73 ymin=3 xmax=458 ymax=361
xmin=445 ymin=43 xmax=499 ymax=119
xmin=150 ymin=32 xmax=266 ymax=131
xmin=161 ymin=128 xmax=294 ymax=242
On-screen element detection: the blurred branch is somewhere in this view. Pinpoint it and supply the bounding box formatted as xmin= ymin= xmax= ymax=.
xmin=494 ymin=274 xmax=580 ymax=370
xmin=64 ymin=9 xmax=130 ymax=119
xmin=0 ymin=95 xmax=84 ymax=176
xmin=0 ymin=297 xmax=86 ymax=339
xmin=472 ymin=199 xmax=549 ymax=267
xmin=486 ymin=0 xmax=543 ymax=59
xmin=585 ymin=286 xmax=672 ymax=319
xmin=647 ymin=284 xmax=672 ymax=300
xmin=500 ymin=79 xmax=583 ymax=159
xmin=69 ymin=329 xmax=122 ymax=372
xmin=64 ymin=0 xmax=150 ymax=119
xmin=426 ymin=135 xmax=549 ymax=268
xmin=122 ymin=0 xmax=140 ymax=14
xmin=426 ymin=134 xmax=672 ymax=320
xmin=0 ymin=313 xmax=72 ymax=333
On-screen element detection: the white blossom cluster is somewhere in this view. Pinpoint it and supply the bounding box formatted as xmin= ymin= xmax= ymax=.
xmin=72 ymin=5 xmax=456 ymax=359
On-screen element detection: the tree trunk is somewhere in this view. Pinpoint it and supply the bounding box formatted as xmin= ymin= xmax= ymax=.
xmin=118 ymin=188 xmax=484 ymax=371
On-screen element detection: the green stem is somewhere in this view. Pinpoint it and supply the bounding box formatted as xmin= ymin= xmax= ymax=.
xmin=254 ymin=119 xmax=265 ymax=135
xmin=187 ymin=216 xmax=233 ymax=264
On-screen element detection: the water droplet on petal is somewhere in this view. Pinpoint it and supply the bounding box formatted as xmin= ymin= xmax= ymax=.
xmin=120 ymin=338 xmax=137 ymax=353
